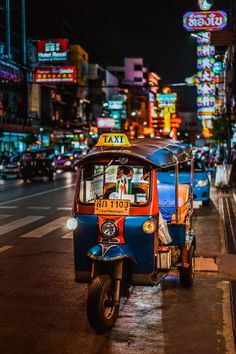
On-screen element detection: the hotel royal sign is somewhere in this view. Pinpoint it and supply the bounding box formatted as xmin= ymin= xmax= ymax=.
xmin=183 ymin=1 xmax=227 ymax=138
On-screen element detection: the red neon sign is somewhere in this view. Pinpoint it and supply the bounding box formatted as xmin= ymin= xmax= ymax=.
xmin=37 ymin=39 xmax=69 ymax=62
xmin=183 ymin=11 xmax=227 ymax=31
xmin=34 ymin=66 xmax=77 ymax=84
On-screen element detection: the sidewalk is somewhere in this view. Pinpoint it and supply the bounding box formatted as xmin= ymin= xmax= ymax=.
xmin=194 ymin=185 xmax=236 ymax=279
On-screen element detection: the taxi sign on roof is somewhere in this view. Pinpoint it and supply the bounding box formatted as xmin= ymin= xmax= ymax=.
xmin=96 ymin=133 xmax=131 ymax=147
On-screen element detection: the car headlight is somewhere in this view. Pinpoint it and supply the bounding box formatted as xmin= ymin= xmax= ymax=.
xmin=100 ymin=220 xmax=118 ymax=240
xmin=65 ymin=161 xmax=72 ymax=166
xmin=196 ymin=179 xmax=209 ymax=187
xmin=0 ymin=165 xmax=3 ymax=170
xmin=142 ymin=219 xmax=157 ymax=234
xmin=51 ymin=161 xmax=55 ymax=166
xmin=66 ymin=217 xmax=79 ymax=231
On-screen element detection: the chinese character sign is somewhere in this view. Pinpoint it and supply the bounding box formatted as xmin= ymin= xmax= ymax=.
xmin=37 ymin=39 xmax=69 ymax=63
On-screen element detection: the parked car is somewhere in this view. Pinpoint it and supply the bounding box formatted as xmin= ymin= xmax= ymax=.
xmin=0 ymin=153 xmax=21 ymax=179
xmin=20 ymin=148 xmax=55 ymax=182
xmin=55 ymin=153 xmax=76 ymax=172
xmin=157 ymin=158 xmax=210 ymax=206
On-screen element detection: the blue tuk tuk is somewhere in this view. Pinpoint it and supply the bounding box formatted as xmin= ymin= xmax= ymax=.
xmin=66 ymin=134 xmax=196 ymax=332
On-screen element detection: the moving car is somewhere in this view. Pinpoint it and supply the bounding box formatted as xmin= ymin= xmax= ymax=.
xmin=0 ymin=154 xmax=21 ymax=179
xmin=158 ymin=157 xmax=210 ymax=206
xmin=20 ymin=148 xmax=55 ymax=182
xmin=55 ymin=153 xmax=76 ymax=172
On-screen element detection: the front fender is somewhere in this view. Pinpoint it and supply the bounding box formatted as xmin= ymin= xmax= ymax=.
xmin=87 ymin=244 xmax=137 ymax=264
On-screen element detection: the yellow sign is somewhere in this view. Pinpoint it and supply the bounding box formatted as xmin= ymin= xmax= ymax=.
xmin=94 ymin=199 xmax=130 ymax=216
xmin=96 ymin=133 xmax=131 ymax=147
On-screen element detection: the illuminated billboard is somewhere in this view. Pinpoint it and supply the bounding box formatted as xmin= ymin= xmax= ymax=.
xmin=97 ymin=117 xmax=116 ymax=129
xmin=34 ymin=66 xmax=77 ymax=84
xmin=107 ymin=100 xmax=124 ymax=110
xmin=37 ymin=39 xmax=69 ymax=62
xmin=0 ymin=59 xmax=21 ymax=83
xmin=183 ymin=11 xmax=227 ymax=31
xmin=157 ymin=93 xmax=177 ymax=107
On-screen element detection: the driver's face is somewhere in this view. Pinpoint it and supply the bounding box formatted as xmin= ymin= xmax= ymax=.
xmin=117 ymin=168 xmax=124 ymax=178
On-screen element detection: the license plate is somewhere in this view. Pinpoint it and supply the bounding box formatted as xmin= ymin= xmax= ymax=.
xmin=94 ymin=199 xmax=130 ymax=216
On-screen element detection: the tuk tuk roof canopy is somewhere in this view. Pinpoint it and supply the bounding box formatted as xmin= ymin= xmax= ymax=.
xmin=80 ymin=137 xmax=193 ymax=168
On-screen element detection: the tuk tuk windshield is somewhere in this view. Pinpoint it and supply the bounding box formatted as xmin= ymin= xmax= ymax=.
xmin=79 ymin=163 xmax=151 ymax=205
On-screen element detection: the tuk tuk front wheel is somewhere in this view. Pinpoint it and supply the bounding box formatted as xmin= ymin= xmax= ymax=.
xmin=87 ymin=274 xmax=119 ymax=333
xmin=179 ymin=245 xmax=195 ymax=288
xmin=202 ymin=200 xmax=210 ymax=206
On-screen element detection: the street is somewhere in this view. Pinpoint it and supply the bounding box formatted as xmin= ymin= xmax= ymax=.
xmin=0 ymin=174 xmax=235 ymax=354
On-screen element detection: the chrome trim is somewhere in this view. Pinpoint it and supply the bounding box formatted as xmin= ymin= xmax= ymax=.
xmin=87 ymin=252 xmax=137 ymax=264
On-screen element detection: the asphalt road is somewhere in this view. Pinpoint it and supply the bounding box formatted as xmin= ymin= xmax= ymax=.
xmin=0 ymin=174 xmax=235 ymax=354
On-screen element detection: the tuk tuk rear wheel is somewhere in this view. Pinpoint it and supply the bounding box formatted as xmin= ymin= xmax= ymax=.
xmin=87 ymin=274 xmax=119 ymax=333
xmin=179 ymin=245 xmax=195 ymax=288
xmin=22 ymin=175 xmax=27 ymax=182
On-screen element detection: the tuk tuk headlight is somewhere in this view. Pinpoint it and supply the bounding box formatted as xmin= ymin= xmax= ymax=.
xmin=196 ymin=179 xmax=209 ymax=187
xmin=100 ymin=220 xmax=118 ymax=240
xmin=143 ymin=219 xmax=157 ymax=234
xmin=66 ymin=217 xmax=79 ymax=231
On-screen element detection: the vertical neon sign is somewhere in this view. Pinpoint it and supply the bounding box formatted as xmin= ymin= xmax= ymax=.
xmin=183 ymin=1 xmax=227 ymax=138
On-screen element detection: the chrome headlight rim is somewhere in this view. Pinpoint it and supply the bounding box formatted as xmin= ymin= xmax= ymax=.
xmin=142 ymin=219 xmax=157 ymax=234
xmin=66 ymin=217 xmax=79 ymax=231
xmin=100 ymin=220 xmax=118 ymax=240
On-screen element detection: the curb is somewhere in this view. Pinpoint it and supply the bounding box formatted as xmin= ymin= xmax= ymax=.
xmin=195 ymin=256 xmax=219 ymax=272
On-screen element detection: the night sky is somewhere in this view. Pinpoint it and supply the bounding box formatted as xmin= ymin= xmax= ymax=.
xmin=27 ymin=0 xmax=232 ymax=108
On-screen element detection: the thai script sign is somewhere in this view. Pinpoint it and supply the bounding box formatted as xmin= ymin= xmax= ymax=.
xmin=183 ymin=11 xmax=227 ymax=31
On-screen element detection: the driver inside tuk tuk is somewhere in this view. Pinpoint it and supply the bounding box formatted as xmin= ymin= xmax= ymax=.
xmin=103 ymin=165 xmax=150 ymax=203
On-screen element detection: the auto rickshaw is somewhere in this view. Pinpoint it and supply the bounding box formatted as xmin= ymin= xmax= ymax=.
xmin=66 ymin=133 xmax=196 ymax=333
xmin=20 ymin=148 xmax=55 ymax=182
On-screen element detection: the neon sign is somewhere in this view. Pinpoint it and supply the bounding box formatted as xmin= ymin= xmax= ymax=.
xmin=37 ymin=39 xmax=69 ymax=63
xmin=157 ymin=93 xmax=177 ymax=107
xmin=183 ymin=11 xmax=227 ymax=31
xmin=34 ymin=66 xmax=77 ymax=84
xmin=197 ymin=44 xmax=215 ymax=57
xmin=198 ymin=0 xmax=213 ymax=11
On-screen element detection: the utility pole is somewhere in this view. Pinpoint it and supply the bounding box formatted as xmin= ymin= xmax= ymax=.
xmin=21 ymin=0 xmax=27 ymax=66
xmin=6 ymin=0 xmax=12 ymax=59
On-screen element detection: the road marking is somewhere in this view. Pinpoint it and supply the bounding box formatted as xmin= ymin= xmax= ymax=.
xmin=57 ymin=207 xmax=72 ymax=211
xmin=0 ymin=183 xmax=76 ymax=206
xmin=21 ymin=217 xmax=66 ymax=238
xmin=0 ymin=245 xmax=13 ymax=253
xmin=0 ymin=216 xmax=44 ymax=236
xmin=233 ymin=192 xmax=236 ymax=205
xmin=0 ymin=206 xmax=18 ymax=209
xmin=27 ymin=206 xmax=51 ymax=210
xmin=0 ymin=214 xmax=11 ymax=220
xmin=62 ymin=232 xmax=73 ymax=239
